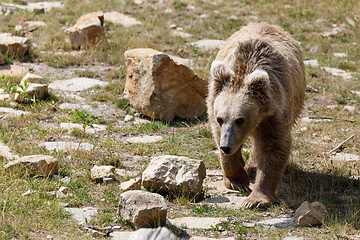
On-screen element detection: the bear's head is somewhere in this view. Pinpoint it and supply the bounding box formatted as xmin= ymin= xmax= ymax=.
xmin=210 ymin=60 xmax=273 ymax=155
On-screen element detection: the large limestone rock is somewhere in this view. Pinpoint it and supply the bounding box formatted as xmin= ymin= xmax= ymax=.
xmin=4 ymin=155 xmax=58 ymax=177
xmin=118 ymin=190 xmax=167 ymax=229
xmin=124 ymin=48 xmax=207 ymax=121
xmin=142 ymin=155 xmax=206 ymax=197
xmin=65 ymin=12 xmax=107 ymax=49
xmin=128 ymin=227 xmax=177 ymax=240
xmin=0 ymin=65 xmax=27 ymax=77
xmin=294 ymin=201 xmax=327 ymax=226
xmin=0 ymin=33 xmax=31 ymax=57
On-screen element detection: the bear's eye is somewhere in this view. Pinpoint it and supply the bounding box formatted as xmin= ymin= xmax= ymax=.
xmin=216 ymin=117 xmax=223 ymax=125
xmin=235 ymin=117 xmax=245 ymax=125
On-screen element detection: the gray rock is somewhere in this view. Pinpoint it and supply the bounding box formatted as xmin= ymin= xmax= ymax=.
xmin=118 ymin=190 xmax=167 ymax=229
xmin=124 ymin=48 xmax=207 ymax=121
xmin=104 ymin=11 xmax=142 ymax=27
xmin=4 ymin=155 xmax=58 ymax=177
xmin=190 ymin=39 xmax=226 ymax=51
xmin=294 ymin=201 xmax=326 ymax=226
xmin=168 ymin=217 xmax=227 ymax=229
xmin=91 ymin=165 xmax=115 ymax=180
xmin=0 ymin=33 xmax=30 ymax=57
xmin=48 ymin=77 xmax=108 ymax=92
xmin=128 ymin=227 xmax=177 ymax=240
xmin=142 ymin=155 xmax=206 ymax=197
xmin=256 ymin=217 xmax=297 ymax=229
xmin=109 ymin=231 xmax=133 ymax=240
xmin=65 ymin=12 xmax=107 ymax=49
xmin=64 ymin=207 xmax=98 ymax=224
xmin=39 ymin=141 xmax=94 ymax=151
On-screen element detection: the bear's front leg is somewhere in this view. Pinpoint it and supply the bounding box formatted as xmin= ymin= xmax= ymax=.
xmin=220 ymin=148 xmax=251 ymax=194
xmin=241 ymin=129 xmax=291 ymax=209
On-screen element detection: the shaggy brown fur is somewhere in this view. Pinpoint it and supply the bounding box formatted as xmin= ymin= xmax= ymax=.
xmin=207 ymin=23 xmax=306 ymax=209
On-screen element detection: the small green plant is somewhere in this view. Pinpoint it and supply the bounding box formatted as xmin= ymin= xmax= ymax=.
xmin=0 ymin=76 xmax=31 ymax=105
xmin=71 ymin=110 xmax=98 ymax=149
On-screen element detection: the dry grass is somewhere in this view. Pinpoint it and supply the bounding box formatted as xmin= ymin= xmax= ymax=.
xmin=0 ymin=0 xmax=360 ymax=239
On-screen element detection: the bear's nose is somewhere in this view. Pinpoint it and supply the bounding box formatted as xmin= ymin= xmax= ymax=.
xmin=220 ymin=146 xmax=231 ymax=154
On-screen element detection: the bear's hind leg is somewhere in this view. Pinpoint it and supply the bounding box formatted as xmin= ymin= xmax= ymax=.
xmin=241 ymin=129 xmax=291 ymax=209
xmin=220 ymin=147 xmax=251 ymax=194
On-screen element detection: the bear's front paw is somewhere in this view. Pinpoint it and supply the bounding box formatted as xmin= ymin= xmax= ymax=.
xmin=240 ymin=192 xmax=272 ymax=209
xmin=223 ymin=175 xmax=251 ymax=194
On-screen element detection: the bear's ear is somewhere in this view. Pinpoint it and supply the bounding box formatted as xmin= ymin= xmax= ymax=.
xmin=210 ymin=60 xmax=235 ymax=94
xmin=244 ymin=69 xmax=270 ymax=100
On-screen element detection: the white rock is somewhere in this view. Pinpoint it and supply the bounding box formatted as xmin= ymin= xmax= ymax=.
xmin=142 ymin=155 xmax=206 ymax=197
xmin=48 ymin=78 xmax=108 ymax=92
xmin=190 ymin=39 xmax=226 ymax=51
xmin=0 ymin=64 xmax=28 ymax=77
xmin=25 ymin=21 xmax=47 ymax=28
xmin=344 ymin=105 xmax=356 ymax=112
xmin=322 ymin=66 xmax=352 ymax=80
xmin=330 ymin=153 xmax=360 ymax=162
xmin=124 ymin=135 xmax=164 ymax=144
xmin=190 ymin=237 xmax=235 ymax=240
xmin=351 ymin=91 xmax=360 ymax=97
xmin=104 ymin=11 xmax=142 ymax=28
xmin=60 ymin=122 xmax=107 ymax=134
xmin=284 ymin=237 xmax=305 ymax=240
xmin=91 ymin=165 xmax=115 ymax=180
xmin=0 ymin=141 xmax=19 ymax=159
xmin=346 ymin=17 xmax=356 ymax=27
xmin=171 ymin=30 xmax=193 ymax=38
xmin=303 ymin=59 xmax=319 ymax=67
xmin=294 ymin=201 xmax=326 ymax=226
xmin=21 ymin=72 xmax=46 ymax=84
xmin=116 ymin=168 xmax=139 ymax=178
xmin=333 ymin=53 xmax=347 ymax=58
xmin=124 ymin=115 xmax=134 ymax=122
xmin=118 ymin=190 xmax=167 ymax=229
xmin=168 ymin=217 xmax=227 ymax=229
xmin=128 ymin=227 xmax=177 ymax=240
xmin=120 ymin=177 xmax=142 ymax=191
xmin=64 ymin=207 xmax=98 ymax=224
xmin=109 ymin=231 xmax=133 ymax=240
xmin=56 ymin=186 xmax=72 ymax=198
xmin=39 ymin=141 xmax=94 ymax=151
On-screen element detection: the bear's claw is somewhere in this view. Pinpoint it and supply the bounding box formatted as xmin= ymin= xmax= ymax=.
xmin=230 ymin=182 xmax=251 ymax=194
xmin=240 ymin=193 xmax=272 ymax=209
xmin=224 ymin=175 xmax=251 ymax=194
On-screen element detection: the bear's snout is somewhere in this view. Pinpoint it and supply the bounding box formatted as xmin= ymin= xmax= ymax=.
xmin=220 ymin=145 xmax=232 ymax=155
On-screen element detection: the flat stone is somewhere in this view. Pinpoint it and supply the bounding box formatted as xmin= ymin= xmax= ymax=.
xmin=190 ymin=237 xmax=236 ymax=240
xmin=0 ymin=141 xmax=19 ymax=159
xmin=109 ymin=231 xmax=133 ymax=240
xmin=120 ymin=177 xmax=142 ymax=191
xmin=206 ymin=169 xmax=223 ymax=176
xmin=60 ymin=122 xmax=107 ymax=134
xmin=3 ymin=2 xmax=63 ymax=13
xmin=48 ymin=78 xmax=108 ymax=92
xmin=351 ymin=91 xmax=360 ymax=97
xmin=256 ymin=217 xmax=297 ymax=229
xmin=190 ymin=39 xmax=226 ymax=51
xmin=0 ymin=107 xmax=30 ymax=118
xmin=124 ymin=135 xmax=164 ymax=144
xmin=171 ymin=30 xmax=193 ymax=38
xmin=21 ymin=72 xmax=46 ymax=84
xmin=25 ymin=21 xmax=47 ymax=28
xmin=322 ymin=67 xmax=352 ymax=80
xmin=203 ymin=195 xmax=247 ymax=209
xmin=0 ymin=33 xmax=31 ymax=57
xmin=330 ymin=153 xmax=360 ymax=162
xmin=128 ymin=227 xmax=177 ymax=240
xmin=168 ymin=217 xmax=227 ymax=229
xmin=104 ymin=11 xmax=142 ymax=27
xmin=64 ymin=207 xmax=98 ymax=224
xmin=303 ymin=60 xmax=319 ymax=67
xmin=169 ymin=55 xmax=191 ymax=67
xmin=204 ymin=181 xmax=238 ymax=194
xmin=0 ymin=65 xmax=28 ymax=77
xmin=116 ymin=169 xmax=139 ymax=178
xmin=334 ymin=53 xmax=347 ymax=58
xmin=59 ymin=103 xmax=93 ymax=112
xmin=4 ymin=155 xmax=58 ymax=177
xmin=39 ymin=141 xmax=94 ymax=151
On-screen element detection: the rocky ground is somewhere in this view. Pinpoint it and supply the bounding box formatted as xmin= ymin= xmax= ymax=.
xmin=1 ymin=0 xmax=360 ymax=240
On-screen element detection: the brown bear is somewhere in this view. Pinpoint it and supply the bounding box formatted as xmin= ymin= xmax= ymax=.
xmin=207 ymin=23 xmax=306 ymax=208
